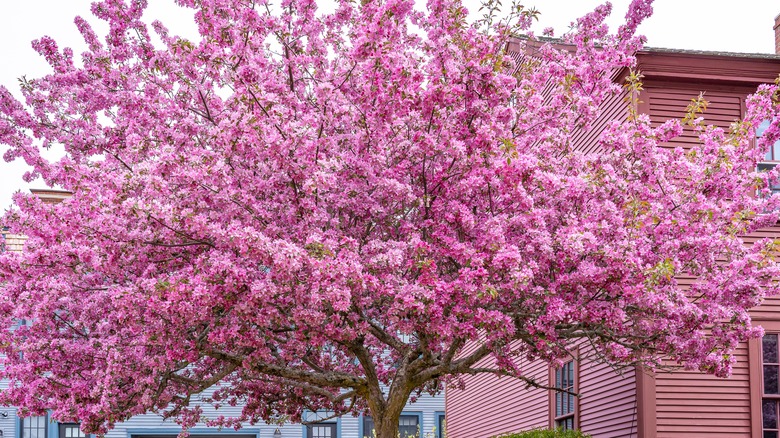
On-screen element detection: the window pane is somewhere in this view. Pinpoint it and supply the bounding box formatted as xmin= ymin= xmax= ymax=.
xmin=758 ymin=120 xmax=780 ymax=161
xmin=60 ymin=424 xmax=85 ymax=438
xmin=364 ymin=416 xmax=374 ymax=438
xmin=399 ymin=415 xmax=418 ymax=437
xmin=759 ymin=120 xmax=771 ymax=137
xmin=765 ymin=400 xmax=778 ymax=429
xmin=23 ymin=416 xmax=47 ymax=438
xmin=766 ymin=365 xmax=779 ymax=394
xmin=765 ymin=431 xmax=778 ymax=438
xmin=554 ymin=361 xmax=576 ymax=424
xmin=399 ymin=426 xmax=418 ymax=438
xmin=399 ymin=416 xmax=418 ymax=426
xmin=774 ymin=140 xmax=780 ymax=162
xmin=557 ymin=417 xmax=574 ymax=431
xmin=312 ymin=425 xmax=335 ymax=438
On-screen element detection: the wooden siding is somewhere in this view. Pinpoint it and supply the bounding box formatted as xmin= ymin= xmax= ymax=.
xmin=444 ymin=54 xmax=780 ymax=438
xmin=1 ymin=233 xmax=26 ymax=253
xmin=571 ymin=86 xmax=629 ymax=156
xmin=645 ymin=81 xmax=755 ymax=437
xmin=28 ymin=188 xmax=70 ymax=205
xmin=90 ymin=395 xmax=443 ymax=438
xmin=0 ymin=390 xmax=442 ymax=438
xmin=445 ymin=342 xmax=638 ymax=438
xmin=654 ymin=342 xmax=751 ymax=438
xmin=747 ymin=223 xmax=780 ymax=320
xmin=578 ymin=352 xmax=638 ymax=438
xmin=646 ymin=85 xmax=744 ymax=149
xmin=445 ymin=348 xmax=549 ymax=438
xmin=635 ymin=52 xmax=780 ymax=87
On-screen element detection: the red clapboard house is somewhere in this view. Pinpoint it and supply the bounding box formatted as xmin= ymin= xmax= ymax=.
xmin=445 ymin=13 xmax=780 ymax=438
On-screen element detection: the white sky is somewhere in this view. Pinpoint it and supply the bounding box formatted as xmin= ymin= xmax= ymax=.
xmin=0 ymin=0 xmax=778 ymax=211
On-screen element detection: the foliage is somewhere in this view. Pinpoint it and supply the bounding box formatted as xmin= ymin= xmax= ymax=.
xmin=1 ymin=0 xmax=780 ymax=437
xmin=497 ymin=429 xmax=591 ymax=438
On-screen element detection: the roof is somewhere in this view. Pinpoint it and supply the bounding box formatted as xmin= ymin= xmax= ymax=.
xmin=642 ymin=46 xmax=780 ymax=61
xmin=510 ymin=35 xmax=780 ymax=61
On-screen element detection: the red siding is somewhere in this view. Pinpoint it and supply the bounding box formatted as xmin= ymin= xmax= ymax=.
xmin=647 ymin=81 xmax=757 ymax=438
xmin=747 ymin=224 xmax=780 ymax=320
xmin=571 ymin=86 xmax=629 ymax=155
xmin=445 ymin=53 xmax=780 ymax=437
xmin=445 ymin=350 xmax=549 ymax=438
xmin=654 ymin=342 xmax=752 ymax=437
xmin=646 ymin=85 xmax=744 ymax=149
xmin=446 ymin=342 xmax=638 ymax=438
xmin=578 ymin=349 xmax=638 ymax=438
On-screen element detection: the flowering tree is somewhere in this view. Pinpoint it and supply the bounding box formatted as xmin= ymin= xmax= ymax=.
xmin=2 ymin=0 xmax=780 ymax=436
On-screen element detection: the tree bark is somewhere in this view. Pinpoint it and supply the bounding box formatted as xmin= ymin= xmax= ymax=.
xmin=365 ymin=380 xmax=413 ymax=438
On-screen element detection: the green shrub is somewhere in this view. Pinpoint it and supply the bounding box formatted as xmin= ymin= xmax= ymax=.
xmin=496 ymin=429 xmax=591 ymax=438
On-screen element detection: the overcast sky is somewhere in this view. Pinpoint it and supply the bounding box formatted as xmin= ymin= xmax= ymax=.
xmin=0 ymin=0 xmax=778 ymax=211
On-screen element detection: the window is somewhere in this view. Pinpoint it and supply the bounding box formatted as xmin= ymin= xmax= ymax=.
xmin=553 ymin=360 xmax=576 ymax=431
xmin=362 ymin=415 xmax=419 ymax=438
xmin=398 ymin=415 xmax=419 ymax=438
xmin=307 ymin=423 xmax=336 ymax=438
xmin=132 ymin=435 xmax=255 ymax=438
xmin=763 ymin=334 xmax=780 ymax=437
xmin=435 ymin=413 xmax=446 ymax=438
xmin=758 ymin=120 xmax=780 ymax=196
xmin=21 ymin=416 xmax=47 ymax=438
xmin=58 ymin=424 xmax=86 ymax=438
xmin=362 ymin=416 xmax=374 ymax=438
xmin=759 ymin=120 xmax=780 ymax=162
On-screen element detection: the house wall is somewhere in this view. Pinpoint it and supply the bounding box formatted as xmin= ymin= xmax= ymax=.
xmin=93 ymin=392 xmax=443 ymax=438
xmin=0 ymin=377 xmax=443 ymax=438
xmin=444 ymin=345 xmax=549 ymax=438
xmin=577 ymin=350 xmax=637 ymax=438
xmin=690 ymin=225 xmax=780 ymax=438
xmin=642 ymin=79 xmax=754 ymax=438
xmin=0 ymin=233 xmax=26 ymax=253
xmin=445 ymin=342 xmax=638 ymax=438
xmin=652 ymin=343 xmax=752 ymax=438
xmin=446 ymin=52 xmax=780 ymax=438
xmin=570 ymin=84 xmax=629 ymax=156
xmin=643 ymin=82 xmax=747 ymax=150
xmin=744 ymin=224 xmax=780 ymax=321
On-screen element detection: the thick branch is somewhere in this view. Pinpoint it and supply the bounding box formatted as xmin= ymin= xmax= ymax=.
xmin=205 ymin=349 xmax=367 ymax=391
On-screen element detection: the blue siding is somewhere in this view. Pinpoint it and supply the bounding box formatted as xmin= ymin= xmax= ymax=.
xmin=3 ymin=393 xmax=443 ymax=438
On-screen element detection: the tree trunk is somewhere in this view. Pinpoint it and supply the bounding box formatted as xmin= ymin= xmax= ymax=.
xmin=373 ymin=415 xmax=401 ymax=438
xmin=366 ymin=380 xmax=414 ymax=438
